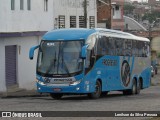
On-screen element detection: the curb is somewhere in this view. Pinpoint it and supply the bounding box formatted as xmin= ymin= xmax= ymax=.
xmin=0 ymin=90 xmax=49 ymax=98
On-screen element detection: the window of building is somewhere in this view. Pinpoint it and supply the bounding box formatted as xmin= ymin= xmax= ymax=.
xmin=20 ymin=0 xmax=24 ymax=10
xmin=89 ymin=16 xmax=95 ymax=28
xmin=112 ymin=8 xmax=115 ymax=16
xmin=27 ymin=0 xmax=31 ymax=10
xmin=115 ymin=5 xmax=119 ymax=10
xmin=58 ymin=15 xmax=65 ymax=28
xmin=11 ymin=0 xmax=15 ymax=10
xmin=79 ymin=16 xmax=85 ymax=28
xmin=70 ymin=16 xmax=76 ymax=28
xmin=44 ymin=0 xmax=48 ymax=11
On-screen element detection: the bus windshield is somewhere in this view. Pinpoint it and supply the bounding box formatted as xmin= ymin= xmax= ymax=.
xmin=37 ymin=40 xmax=84 ymax=77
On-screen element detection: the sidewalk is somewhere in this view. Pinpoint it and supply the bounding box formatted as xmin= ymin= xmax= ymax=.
xmin=0 ymin=89 xmax=49 ymax=98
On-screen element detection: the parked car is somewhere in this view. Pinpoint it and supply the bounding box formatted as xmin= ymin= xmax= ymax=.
xmin=151 ymin=66 xmax=155 ymax=77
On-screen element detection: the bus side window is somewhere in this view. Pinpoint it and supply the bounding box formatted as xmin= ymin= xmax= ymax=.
xmin=124 ymin=39 xmax=132 ymax=56
xmin=142 ymin=42 xmax=148 ymax=57
xmin=97 ymin=35 xmax=108 ymax=56
xmin=108 ymin=37 xmax=115 ymax=56
xmin=137 ymin=41 xmax=143 ymax=57
xmin=146 ymin=42 xmax=150 ymax=57
xmin=115 ymin=38 xmax=123 ymax=56
xmin=132 ymin=40 xmax=138 ymax=57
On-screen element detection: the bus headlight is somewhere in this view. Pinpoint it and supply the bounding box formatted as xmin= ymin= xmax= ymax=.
xmin=36 ymin=79 xmax=46 ymax=86
xmin=70 ymin=80 xmax=81 ymax=86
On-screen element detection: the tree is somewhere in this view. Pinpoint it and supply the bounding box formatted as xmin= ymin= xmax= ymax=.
xmin=124 ymin=4 xmax=135 ymax=15
xmin=142 ymin=11 xmax=160 ymax=23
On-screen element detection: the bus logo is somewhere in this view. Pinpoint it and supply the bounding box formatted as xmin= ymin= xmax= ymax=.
xmin=121 ymin=60 xmax=131 ymax=87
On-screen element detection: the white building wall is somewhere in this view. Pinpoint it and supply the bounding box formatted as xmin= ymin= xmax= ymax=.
xmin=113 ymin=5 xmax=121 ymax=19
xmin=0 ymin=36 xmax=40 ymax=91
xmin=0 ymin=0 xmax=54 ymax=32
xmin=0 ymin=39 xmax=6 ymax=92
xmin=53 ymin=0 xmax=97 ymax=29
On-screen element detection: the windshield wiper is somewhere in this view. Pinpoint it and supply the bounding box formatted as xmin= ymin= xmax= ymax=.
xmin=45 ymin=51 xmax=57 ymax=75
xmin=62 ymin=57 xmax=71 ymax=77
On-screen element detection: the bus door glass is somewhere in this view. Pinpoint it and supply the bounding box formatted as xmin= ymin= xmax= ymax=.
xmin=85 ymin=35 xmax=97 ymax=73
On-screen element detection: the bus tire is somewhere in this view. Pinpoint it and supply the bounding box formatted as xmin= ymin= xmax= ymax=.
xmin=88 ymin=80 xmax=101 ymax=99
xmin=50 ymin=93 xmax=63 ymax=100
xmin=131 ymin=79 xmax=137 ymax=94
xmin=123 ymin=90 xmax=130 ymax=95
xmin=123 ymin=79 xmax=136 ymax=95
xmin=136 ymin=80 xmax=141 ymax=94
xmin=101 ymin=92 xmax=108 ymax=97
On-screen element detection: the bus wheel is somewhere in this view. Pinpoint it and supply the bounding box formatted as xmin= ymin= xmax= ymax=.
xmin=50 ymin=93 xmax=63 ymax=100
xmin=123 ymin=79 xmax=136 ymax=95
xmin=101 ymin=92 xmax=108 ymax=97
xmin=88 ymin=80 xmax=102 ymax=99
xmin=132 ymin=79 xmax=137 ymax=95
xmin=136 ymin=80 xmax=141 ymax=94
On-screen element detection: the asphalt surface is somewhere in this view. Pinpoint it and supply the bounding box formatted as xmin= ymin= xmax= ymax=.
xmin=0 ymin=72 xmax=160 ymax=120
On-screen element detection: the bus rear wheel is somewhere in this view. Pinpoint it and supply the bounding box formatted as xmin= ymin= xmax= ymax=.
xmin=50 ymin=93 xmax=63 ymax=100
xmin=123 ymin=79 xmax=137 ymax=95
xmin=88 ymin=80 xmax=102 ymax=99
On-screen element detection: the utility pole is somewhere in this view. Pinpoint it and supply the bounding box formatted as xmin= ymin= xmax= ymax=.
xmin=109 ymin=0 xmax=111 ymax=29
xmin=83 ymin=0 xmax=88 ymax=28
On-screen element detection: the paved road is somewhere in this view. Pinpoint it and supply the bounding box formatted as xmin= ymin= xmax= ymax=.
xmin=0 ymin=74 xmax=160 ymax=120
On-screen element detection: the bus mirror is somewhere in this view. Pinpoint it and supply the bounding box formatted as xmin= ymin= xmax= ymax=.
xmin=81 ymin=45 xmax=88 ymax=59
xmin=29 ymin=45 xmax=39 ymax=60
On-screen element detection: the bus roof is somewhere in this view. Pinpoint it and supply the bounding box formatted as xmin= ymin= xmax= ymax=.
xmin=42 ymin=28 xmax=96 ymax=41
xmin=42 ymin=28 xmax=150 ymax=42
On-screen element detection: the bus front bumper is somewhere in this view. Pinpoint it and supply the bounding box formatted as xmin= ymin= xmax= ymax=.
xmin=36 ymin=82 xmax=91 ymax=94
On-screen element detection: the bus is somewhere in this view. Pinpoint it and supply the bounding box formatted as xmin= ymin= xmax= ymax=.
xmin=29 ymin=28 xmax=151 ymax=99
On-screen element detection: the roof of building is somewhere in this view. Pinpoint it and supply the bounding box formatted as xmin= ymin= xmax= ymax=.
xmin=124 ymin=16 xmax=147 ymax=31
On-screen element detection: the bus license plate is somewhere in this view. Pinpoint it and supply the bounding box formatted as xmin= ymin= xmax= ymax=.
xmin=53 ymin=88 xmax=61 ymax=92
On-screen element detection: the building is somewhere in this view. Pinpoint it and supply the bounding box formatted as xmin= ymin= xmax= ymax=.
xmin=0 ymin=0 xmax=97 ymax=93
xmin=111 ymin=0 xmax=124 ymax=30
xmin=97 ymin=0 xmax=111 ymax=28
xmin=53 ymin=0 xmax=97 ymax=29
xmin=97 ymin=0 xmax=124 ymax=31
xmin=148 ymin=0 xmax=157 ymax=6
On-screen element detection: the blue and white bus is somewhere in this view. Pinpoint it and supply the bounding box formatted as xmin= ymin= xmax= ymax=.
xmin=29 ymin=28 xmax=151 ymax=99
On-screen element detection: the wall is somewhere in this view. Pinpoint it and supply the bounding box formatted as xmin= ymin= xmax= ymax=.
xmin=152 ymin=37 xmax=160 ymax=53
xmin=0 ymin=39 xmax=6 ymax=92
xmin=53 ymin=0 xmax=97 ymax=28
xmin=0 ymin=0 xmax=54 ymax=32
xmin=112 ymin=5 xmax=121 ymax=19
xmin=0 ymin=36 xmax=41 ymax=92
xmin=111 ymin=0 xmax=124 ymax=31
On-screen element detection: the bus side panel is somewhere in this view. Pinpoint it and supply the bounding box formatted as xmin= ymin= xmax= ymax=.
xmin=84 ymin=55 xmax=151 ymax=93
xmin=84 ymin=55 xmax=122 ymax=92
xmin=131 ymin=57 xmax=151 ymax=88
